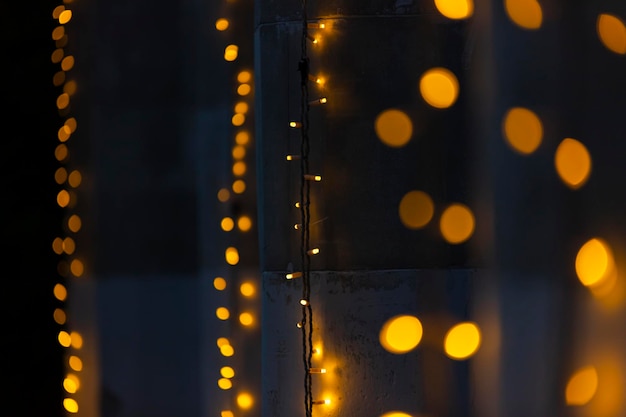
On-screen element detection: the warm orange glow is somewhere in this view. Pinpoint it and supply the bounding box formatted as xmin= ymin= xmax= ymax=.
xmin=419 ymin=68 xmax=459 ymax=109
xmin=232 ymin=145 xmax=246 ymax=159
xmin=58 ymin=331 xmax=71 ymax=347
xmin=232 ymin=113 xmax=245 ymax=126
xmin=379 ymin=315 xmax=423 ymax=354
xmin=566 ymin=366 xmax=598 ymax=405
xmin=234 ymin=102 xmax=249 ymax=114
xmin=63 ymin=398 xmax=79 ymax=413
xmin=63 ymin=79 xmax=77 ymax=95
xmin=232 ymin=161 xmax=246 ymax=176
xmin=57 ymin=190 xmax=70 ymax=207
xmin=237 ymin=71 xmax=252 ymax=83
xmin=235 ymin=131 xmax=250 ymax=145
xmin=55 ymin=167 xmax=68 ymax=184
xmin=63 ymin=376 xmax=78 ymax=393
xmin=65 ymin=117 xmax=77 ymax=133
xmin=218 ymin=378 xmax=233 ymax=390
xmin=53 ymin=71 xmax=66 ymax=86
xmin=224 ymin=45 xmax=238 ymax=61
xmin=221 ymin=366 xmax=235 ymax=378
xmin=55 ymin=144 xmax=68 ymax=161
xmin=216 ymin=337 xmax=230 ymax=348
xmin=554 ymin=138 xmax=591 ymax=189
xmin=217 ymin=188 xmax=230 ymax=202
xmin=215 ymin=18 xmax=229 ymax=31
xmin=52 ymin=6 xmax=65 ymax=19
xmin=61 ymin=56 xmax=74 ymax=71
xmin=69 ymin=355 xmax=83 ymax=371
xmin=54 ymin=283 xmax=67 ymax=301
xmin=216 ymin=307 xmax=230 ymax=320
xmin=52 ymin=26 xmax=65 ymax=40
xmin=374 ymin=109 xmax=413 ymax=147
xmin=237 ymin=392 xmax=254 ymax=410
xmin=68 ymin=214 xmax=81 ymax=232
xmin=444 ymin=322 xmax=481 ymax=360
xmin=225 ymin=247 xmax=240 ymax=265
xmin=505 ymin=0 xmax=543 ymax=30
xmin=213 ymin=277 xmax=227 ymax=291
xmin=221 ymin=411 xmax=234 ymax=417
xmin=52 ymin=237 xmax=64 ymax=254
xmin=237 ymin=83 xmax=252 ymax=96
xmin=434 ymin=0 xmax=473 ymax=19
xmin=51 ymin=48 xmax=64 ymax=63
xmin=575 ymin=238 xmax=615 ymax=288
xmin=57 ymin=93 xmax=70 ymax=109
xmin=237 ymin=215 xmax=252 ymax=232
xmin=70 ymin=259 xmax=84 ymax=277
xmin=62 ymin=237 xmax=75 ymax=254
xmin=53 ymin=308 xmax=67 ymax=325
xmin=440 ymin=203 xmax=475 ymax=244
xmin=68 ymin=170 xmax=81 ymax=188
xmin=398 ymin=190 xmax=434 ymax=229
xmin=240 ymin=282 xmax=255 ymax=297
xmin=70 ymin=331 xmax=83 ymax=349
xmin=597 ymin=13 xmax=626 ymax=54
xmin=221 ymin=217 xmax=234 ymax=232
xmin=502 ymin=107 xmax=543 ymax=154
xmin=59 ymin=10 xmax=72 ymax=24
xmin=232 ymin=179 xmax=246 ymax=194
xmin=381 ymin=412 xmax=413 ymax=417
xmin=239 ymin=312 xmax=254 ymax=326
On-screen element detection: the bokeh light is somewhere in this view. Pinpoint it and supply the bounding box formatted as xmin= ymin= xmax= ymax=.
xmin=502 ymin=107 xmax=543 ymax=154
xmin=63 ymin=398 xmax=79 ymax=413
xmin=221 ymin=366 xmax=235 ymax=378
xmin=221 ymin=217 xmax=234 ymax=232
xmin=238 ymin=215 xmax=252 ymax=232
xmin=216 ymin=307 xmax=230 ymax=320
xmin=419 ymin=68 xmax=459 ymax=109
xmin=237 ymin=392 xmax=254 ymax=410
xmin=444 ymin=322 xmax=481 ymax=360
xmin=218 ymin=378 xmax=232 ymax=390
xmin=597 ymin=13 xmax=626 ymax=55
xmin=554 ymin=138 xmax=591 ymax=189
xmin=381 ymin=413 xmax=413 ymax=417
xmin=374 ymin=109 xmax=413 ymax=147
xmin=239 ymin=312 xmax=254 ymax=326
xmin=225 ymin=247 xmax=240 ymax=265
xmin=240 ymin=282 xmax=255 ymax=297
xmin=379 ymin=315 xmax=423 ymax=354
xmin=213 ymin=277 xmax=227 ymax=290
xmin=434 ymin=0 xmax=473 ymax=19
xmin=566 ymin=366 xmax=598 ymax=406
xmin=224 ymin=45 xmax=238 ymax=62
xmin=505 ymin=0 xmax=543 ymax=30
xmin=575 ymin=238 xmax=615 ymax=288
xmin=398 ymin=190 xmax=435 ymax=229
xmin=215 ymin=18 xmax=229 ymax=31
xmin=439 ymin=203 xmax=475 ymax=244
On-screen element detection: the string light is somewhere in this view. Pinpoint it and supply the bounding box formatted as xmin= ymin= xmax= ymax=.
xmin=286 ymin=272 xmax=303 ymax=279
xmin=303 ymin=174 xmax=322 ymax=181
xmin=300 ymin=299 xmax=309 ymax=306
xmin=286 ymin=154 xmax=301 ymax=161
xmin=308 ymin=97 xmax=327 ymax=105
xmin=312 ymin=399 xmax=331 ymax=405
xmin=307 ymin=248 xmax=320 ymax=255
xmin=309 ymin=368 xmax=326 ymax=374
xmin=290 ymin=121 xmax=302 ymax=128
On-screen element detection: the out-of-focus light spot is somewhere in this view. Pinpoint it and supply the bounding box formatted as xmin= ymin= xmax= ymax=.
xmin=66 ymin=374 xmax=80 ymax=392
xmin=440 ymin=203 xmax=475 ymax=244
xmin=57 ymin=190 xmax=70 ymax=207
xmin=52 ymin=237 xmax=64 ymax=255
xmin=56 ymin=35 xmax=68 ymax=48
xmin=69 ymin=355 xmax=83 ymax=371
xmin=237 ymin=71 xmax=252 ymax=83
xmin=63 ymin=376 xmax=78 ymax=393
xmin=55 ymin=144 xmax=68 ymax=162
xmin=58 ymin=125 xmax=71 ymax=142
xmin=62 ymin=237 xmax=75 ymax=254
xmin=419 ymin=68 xmax=459 ymax=109
xmin=57 ymin=93 xmax=70 ymax=110
xmin=232 ymin=180 xmax=246 ymax=194
xmin=214 ymin=277 xmax=227 ymax=291
xmin=70 ymin=259 xmax=84 ymax=277
xmin=566 ymin=366 xmax=598 ymax=406
xmin=225 ymin=247 xmax=240 ymax=265
xmin=239 ymin=312 xmax=254 ymax=326
xmin=52 ymin=6 xmax=65 ymax=19
xmin=221 ymin=411 xmax=234 ymax=417
xmin=220 ymin=343 xmax=235 ymax=357
xmin=217 ymin=188 xmax=230 ymax=202
xmin=63 ymin=79 xmax=77 ymax=95
xmin=61 ymin=56 xmax=74 ymax=71
xmin=232 ymin=161 xmax=246 ymax=176
xmin=54 ymin=283 xmax=67 ymax=301
xmin=59 ymin=10 xmax=72 ymax=24
xmin=444 ymin=322 xmax=481 ymax=360
xmin=63 ymin=398 xmax=78 ymax=413
xmin=216 ymin=307 xmax=230 ymax=320
xmin=70 ymin=331 xmax=83 ymax=349
xmin=554 ymin=138 xmax=591 ymax=189
xmin=237 ymin=392 xmax=254 ymax=410
xmin=58 ymin=331 xmax=71 ymax=347
xmin=238 ymin=215 xmax=252 ymax=232
xmin=434 ymin=0 xmax=473 ymax=19
xmin=235 ymin=131 xmax=250 ymax=145
xmin=52 ymin=26 xmax=65 ymax=40
xmin=374 ymin=109 xmax=413 ymax=147
xmin=379 ymin=315 xmax=423 ymax=354
xmin=68 ymin=170 xmax=81 ymax=188
xmin=221 ymin=366 xmax=235 ymax=378
xmin=216 ymin=337 xmax=230 ymax=348
xmin=55 ymin=167 xmax=68 ymax=184
xmin=221 ymin=217 xmax=234 ymax=232
xmin=399 ymin=190 xmax=434 ymax=229
xmin=54 ymin=308 xmax=67 ymax=325
xmin=224 ymin=45 xmax=238 ymax=62
xmin=240 ymin=282 xmax=255 ymax=297
xmin=502 ymin=107 xmax=543 ymax=154
xmin=575 ymin=238 xmax=615 ymax=288
xmin=232 ymin=145 xmax=246 ymax=160
xmin=65 ymin=117 xmax=77 ymax=133
xmin=232 ymin=113 xmax=245 ymax=126
xmin=53 ymin=71 xmax=66 ymax=87
xmin=215 ymin=18 xmax=229 ymax=31
xmin=68 ymin=214 xmax=81 ymax=232
xmin=218 ymin=378 xmax=233 ymax=390
xmin=235 ymin=102 xmax=249 ymax=114
xmin=381 ymin=412 xmax=413 ymax=417
xmin=597 ymin=14 xmax=626 ymax=54
xmin=51 ymin=48 xmax=64 ymax=63
xmin=237 ymin=84 xmax=251 ymax=96
xmin=505 ymin=0 xmax=543 ymax=30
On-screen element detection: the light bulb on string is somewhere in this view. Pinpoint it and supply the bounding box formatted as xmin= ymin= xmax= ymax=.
xmin=304 ymin=174 xmax=322 ymax=182
xmin=300 ymin=299 xmax=309 ymax=306
xmin=307 ymin=22 xmax=326 ymax=29
xmin=312 ymin=399 xmax=331 ymax=405
xmin=286 ymin=272 xmax=303 ymax=279
xmin=309 ymin=368 xmax=326 ymax=374
xmin=290 ymin=121 xmax=302 ymax=128
xmin=308 ymin=74 xmax=326 ymax=86
xmin=286 ymin=155 xmax=301 ymax=161
xmin=306 ymin=34 xmax=319 ymax=44
xmin=307 ymin=248 xmax=320 ymax=255
xmin=309 ymin=97 xmax=327 ymax=105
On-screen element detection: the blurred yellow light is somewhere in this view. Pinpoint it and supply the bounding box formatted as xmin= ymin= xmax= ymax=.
xmin=52 ymin=25 xmax=65 ymax=40
xmin=225 ymin=247 xmax=240 ymax=265
xmin=70 ymin=331 xmax=83 ymax=349
xmin=232 ymin=161 xmax=246 ymax=176
xmin=218 ymin=378 xmax=232 ymax=390
xmin=63 ymin=80 xmax=77 ymax=96
xmin=58 ymin=331 xmax=71 ymax=347
xmin=63 ymin=377 xmax=78 ymax=393
xmin=55 ymin=167 xmax=68 ymax=184
xmin=237 ymin=71 xmax=252 ymax=83
xmin=51 ymin=48 xmax=64 ymax=63
xmin=381 ymin=412 xmax=413 ymax=417
xmin=237 ymin=392 xmax=254 ymax=410
xmin=502 ymin=107 xmax=543 ymax=154
xmin=597 ymin=14 xmax=626 ymax=54
xmin=235 ymin=131 xmax=250 ymax=145
xmin=216 ymin=307 xmax=230 ymax=320
xmin=61 ymin=56 xmax=75 ymax=71
xmin=53 ymin=308 xmax=67 ymax=325
xmin=221 ymin=366 xmax=235 ymax=378
xmin=575 ymin=238 xmax=614 ymax=288
xmin=58 ymin=126 xmax=71 ymax=142
xmin=70 ymin=259 xmax=84 ymax=277
xmin=62 ymin=237 xmax=75 ymax=255
xmin=566 ymin=366 xmax=598 ymax=405
xmin=221 ymin=217 xmax=234 ymax=232
xmin=239 ymin=312 xmax=254 ymax=326
xmin=440 ymin=203 xmax=475 ymax=244
xmin=54 ymin=283 xmax=67 ymax=301
xmin=554 ymin=138 xmax=591 ymax=189
xmin=234 ymin=102 xmax=249 ymax=114
xmin=52 ymin=6 xmax=65 ymax=19
xmin=214 ymin=277 xmax=227 ymax=291
xmin=221 ymin=411 xmax=234 ymax=417
xmin=379 ymin=315 xmax=423 ymax=354
xmin=57 ymin=93 xmax=70 ymax=110
xmin=398 ymin=190 xmax=434 ymax=229
xmin=374 ymin=109 xmax=413 ymax=148
xmin=240 ymin=282 xmax=255 ymax=297
xmin=232 ymin=145 xmax=246 ymax=160
xmin=238 ymin=215 xmax=252 ymax=232
xmin=232 ymin=113 xmax=245 ymax=126
xmin=65 ymin=117 xmax=77 ymax=133
xmin=53 ymin=71 xmax=66 ymax=86
xmin=216 ymin=337 xmax=230 ymax=348
xmin=444 ymin=322 xmax=481 ymax=360
xmin=237 ymin=84 xmax=251 ymax=96
xmin=232 ymin=179 xmax=246 ymax=194
xmin=68 ymin=170 xmax=81 ymax=188
xmin=55 ymin=144 xmax=69 ymax=161
xmin=505 ymin=0 xmax=543 ymax=30
xmin=434 ymin=0 xmax=473 ymax=19
xmin=215 ymin=18 xmax=229 ymax=31
xmin=59 ymin=10 xmax=72 ymax=24
xmin=52 ymin=237 xmax=64 ymax=255
xmin=63 ymin=398 xmax=79 ymax=413
xmin=68 ymin=214 xmax=81 ymax=232
xmin=224 ymin=45 xmax=238 ymax=62
xmin=217 ymin=188 xmax=230 ymax=202
xmin=57 ymin=190 xmax=70 ymax=207
xmin=419 ymin=67 xmax=459 ymax=109
xmin=69 ymin=355 xmax=83 ymax=371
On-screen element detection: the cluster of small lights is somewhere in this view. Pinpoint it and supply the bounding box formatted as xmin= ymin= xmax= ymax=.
xmin=51 ymin=1 xmax=84 ymax=414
